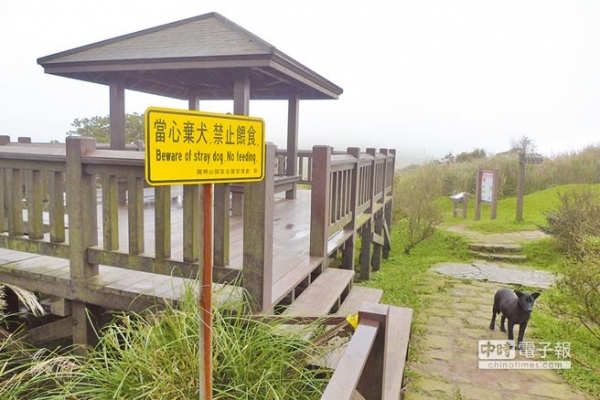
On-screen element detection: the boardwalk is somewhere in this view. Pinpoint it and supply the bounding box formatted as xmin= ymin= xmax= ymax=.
xmin=0 ymin=138 xmax=396 ymax=361
xmin=0 ymin=188 xmax=315 ymax=311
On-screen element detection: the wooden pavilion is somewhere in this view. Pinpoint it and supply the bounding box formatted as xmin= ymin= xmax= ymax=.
xmin=0 ymin=13 xmax=411 ymax=399
xmin=38 ymin=11 xmax=344 ymax=271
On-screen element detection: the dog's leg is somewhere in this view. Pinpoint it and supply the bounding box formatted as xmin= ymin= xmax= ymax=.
xmin=517 ymin=321 xmax=528 ymax=348
xmin=507 ymin=320 xmax=515 ymax=341
xmin=489 ymin=311 xmax=497 ymax=330
xmin=500 ymin=315 xmax=506 ymax=333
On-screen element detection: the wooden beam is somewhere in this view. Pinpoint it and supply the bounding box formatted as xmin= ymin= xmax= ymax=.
xmin=309 ymin=146 xmax=331 ymax=269
xmin=286 ymin=92 xmax=300 ymax=200
xmin=25 ymin=317 xmax=74 ymax=345
xmin=66 ymin=137 xmax=101 ymax=355
xmin=109 ymin=79 xmax=126 ymax=150
xmin=243 ymin=143 xmax=275 ymax=311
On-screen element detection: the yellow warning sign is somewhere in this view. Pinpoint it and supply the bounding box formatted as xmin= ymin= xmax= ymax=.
xmin=144 ymin=107 xmax=265 ymax=186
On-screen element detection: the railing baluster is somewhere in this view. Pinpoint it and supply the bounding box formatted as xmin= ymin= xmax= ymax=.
xmin=127 ymin=176 xmax=144 ymax=255
xmin=48 ymin=171 xmax=65 ymax=243
xmin=102 ymin=175 xmax=119 ymax=251
xmin=155 ymin=185 xmax=171 ymax=261
xmin=0 ymin=168 xmax=5 ymax=233
xmin=7 ymin=168 xmax=23 ymax=236
xmin=25 ymin=169 xmax=44 ymax=239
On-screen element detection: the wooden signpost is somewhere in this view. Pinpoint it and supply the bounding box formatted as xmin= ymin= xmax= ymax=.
xmin=475 ymin=168 xmax=499 ymax=220
xmin=516 ymin=152 xmax=543 ymax=221
xmin=144 ymin=107 xmax=265 ymax=399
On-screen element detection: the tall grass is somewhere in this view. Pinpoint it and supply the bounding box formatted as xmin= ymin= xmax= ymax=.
xmin=396 ymin=144 xmax=600 ymax=200
xmin=0 ymin=286 xmax=332 ymax=399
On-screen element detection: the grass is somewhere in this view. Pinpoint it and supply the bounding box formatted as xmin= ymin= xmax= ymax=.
xmin=361 ymin=227 xmax=471 ymax=382
xmin=437 ymin=183 xmax=600 ymax=233
xmin=0 ymin=287 xmax=332 ymax=399
xmin=374 ymin=179 xmax=600 ymax=398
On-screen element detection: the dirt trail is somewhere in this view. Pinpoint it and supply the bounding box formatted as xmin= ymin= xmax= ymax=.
xmin=403 ymin=229 xmax=590 ymax=400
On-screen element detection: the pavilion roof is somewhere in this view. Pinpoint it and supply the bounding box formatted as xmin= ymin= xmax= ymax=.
xmin=38 ymin=12 xmax=343 ymax=100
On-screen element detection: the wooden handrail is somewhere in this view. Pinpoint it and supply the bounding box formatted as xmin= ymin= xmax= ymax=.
xmin=321 ymin=303 xmax=412 ymax=400
xmin=321 ymin=319 xmax=380 ymax=400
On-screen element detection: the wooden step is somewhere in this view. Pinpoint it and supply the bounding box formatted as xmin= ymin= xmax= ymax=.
xmin=335 ymin=286 xmax=384 ymax=316
xmin=469 ymin=250 xmax=527 ymax=262
xmin=312 ymin=287 xmax=385 ymax=369
xmin=283 ymin=268 xmax=355 ymax=317
xmin=469 ymin=243 xmax=523 ymax=253
xmin=271 ymin=256 xmax=323 ymax=307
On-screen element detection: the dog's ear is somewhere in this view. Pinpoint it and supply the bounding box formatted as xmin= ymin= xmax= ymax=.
xmin=532 ymin=292 xmax=540 ymax=299
xmin=515 ymin=290 xmax=524 ymax=298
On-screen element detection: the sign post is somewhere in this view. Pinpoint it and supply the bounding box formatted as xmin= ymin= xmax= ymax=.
xmin=144 ymin=107 xmax=265 ymax=398
xmin=516 ymin=152 xmax=543 ymax=221
xmin=475 ymin=168 xmax=499 ymax=220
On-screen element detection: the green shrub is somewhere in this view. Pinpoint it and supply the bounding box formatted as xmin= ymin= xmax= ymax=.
xmin=394 ymin=167 xmax=443 ymax=254
xmin=553 ymin=237 xmax=600 ymax=342
xmin=542 ymin=188 xmax=600 ymax=257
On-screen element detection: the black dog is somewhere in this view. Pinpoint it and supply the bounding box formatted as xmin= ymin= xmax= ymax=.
xmin=489 ymin=288 xmax=540 ymax=348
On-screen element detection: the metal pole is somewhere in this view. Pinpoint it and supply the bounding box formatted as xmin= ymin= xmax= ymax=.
xmin=200 ymin=184 xmax=213 ymax=399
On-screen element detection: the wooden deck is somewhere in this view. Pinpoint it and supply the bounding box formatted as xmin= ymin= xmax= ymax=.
xmin=0 ymin=189 xmax=317 ymax=312
xmin=0 ymin=137 xmax=396 ymax=354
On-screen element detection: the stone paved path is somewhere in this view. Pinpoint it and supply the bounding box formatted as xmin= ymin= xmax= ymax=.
xmin=403 ymin=228 xmax=590 ymax=399
xmin=403 ymin=276 xmax=588 ymax=399
xmin=431 ymin=261 xmax=557 ymax=289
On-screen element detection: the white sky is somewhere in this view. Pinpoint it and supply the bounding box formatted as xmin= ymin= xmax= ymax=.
xmin=2 ymin=1 xmax=600 ymax=166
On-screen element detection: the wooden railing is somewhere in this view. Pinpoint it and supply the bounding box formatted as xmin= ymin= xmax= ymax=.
xmin=275 ymin=148 xmax=313 ymax=184
xmin=0 ymin=138 xmax=395 ymax=310
xmin=309 ymin=146 xmax=395 ymax=275
xmin=321 ymin=303 xmax=413 ymax=400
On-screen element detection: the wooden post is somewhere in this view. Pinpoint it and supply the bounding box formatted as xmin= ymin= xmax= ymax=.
xmin=382 ymin=149 xmax=395 ymax=259
xmin=516 ymin=152 xmax=525 ymax=221
xmin=66 ymin=136 xmax=101 ymax=355
xmin=286 ymin=92 xmax=300 ymax=200
xmin=372 ymin=150 xmax=388 ymax=272
xmin=490 ymin=168 xmax=499 ymax=220
xmin=310 ymin=145 xmax=331 ymax=270
xmin=342 ymin=147 xmax=361 ymax=270
xmin=110 ymin=78 xmax=127 ymax=205
xmin=230 ymin=68 xmax=251 ymax=218
xmin=109 ymin=79 xmax=126 ymax=150
xmin=243 ymin=143 xmax=275 ymax=311
xmin=474 ymin=169 xmax=482 ymax=221
xmin=185 ymin=96 xmax=202 ymax=266
xmin=356 ymin=304 xmax=389 ymax=399
xmin=475 ymin=168 xmax=499 ymax=220
xmin=360 ymin=148 xmax=377 ymax=280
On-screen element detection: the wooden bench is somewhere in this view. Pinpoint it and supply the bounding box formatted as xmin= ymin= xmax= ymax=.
xmin=321 ymin=302 xmax=413 ymax=400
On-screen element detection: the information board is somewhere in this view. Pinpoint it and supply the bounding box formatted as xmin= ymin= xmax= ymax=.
xmin=481 ymin=171 xmax=494 ymax=203
xmin=144 ymin=107 xmax=265 ymax=185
